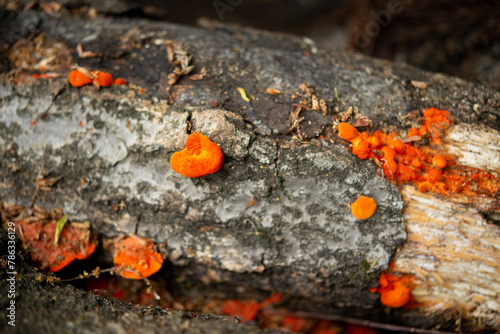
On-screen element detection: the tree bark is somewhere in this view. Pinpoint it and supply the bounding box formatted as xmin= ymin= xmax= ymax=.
xmin=0 ymin=5 xmax=499 ymax=332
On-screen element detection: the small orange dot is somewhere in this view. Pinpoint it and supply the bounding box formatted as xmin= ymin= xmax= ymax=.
xmin=351 ymin=196 xmax=377 ymax=220
xmin=433 ymin=155 xmax=447 ymax=169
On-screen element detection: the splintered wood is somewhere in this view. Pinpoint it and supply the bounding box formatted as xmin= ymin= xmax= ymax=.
xmin=394 ymin=176 xmax=499 ymax=329
xmin=392 ymin=123 xmax=500 ymax=329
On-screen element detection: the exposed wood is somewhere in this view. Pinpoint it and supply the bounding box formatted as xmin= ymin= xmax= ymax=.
xmin=392 ymin=124 xmax=500 ymax=330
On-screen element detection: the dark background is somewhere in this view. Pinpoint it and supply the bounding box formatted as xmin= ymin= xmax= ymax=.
xmin=124 ymin=0 xmax=500 ymax=92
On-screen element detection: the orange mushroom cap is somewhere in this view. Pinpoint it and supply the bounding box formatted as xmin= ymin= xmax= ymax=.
xmin=170 ymin=132 xmax=224 ymax=178
xmin=380 ymin=280 xmax=411 ymax=308
xmin=351 ymin=195 xmax=377 ymax=220
xmin=113 ymin=236 xmax=163 ymax=280
xmin=433 ymin=155 xmax=447 ymax=169
xmin=352 ymin=140 xmax=370 ymax=158
xmin=114 ymin=78 xmax=128 ymax=85
xmin=426 ymin=168 xmax=442 ymax=183
xmin=92 ymin=71 xmax=114 ymax=87
xmin=382 ymin=159 xmax=398 ymax=177
xmin=391 ymin=139 xmax=406 ymax=154
xmin=338 ymin=123 xmax=359 ymax=141
xmin=381 ymin=146 xmax=396 ymax=160
xmin=68 ymin=70 xmax=92 ymax=87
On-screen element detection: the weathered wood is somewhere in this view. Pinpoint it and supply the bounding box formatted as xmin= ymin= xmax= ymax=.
xmin=0 ymin=6 xmax=499 ymax=332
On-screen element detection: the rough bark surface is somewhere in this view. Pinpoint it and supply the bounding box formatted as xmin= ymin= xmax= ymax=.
xmin=0 ymin=6 xmax=499 ymax=332
xmin=0 ymin=230 xmax=275 ymax=334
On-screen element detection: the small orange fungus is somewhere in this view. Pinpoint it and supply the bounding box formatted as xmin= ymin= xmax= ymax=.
xmin=222 ymin=300 xmax=260 ymax=322
xmin=351 ymin=196 xmax=377 ymax=220
xmin=371 ymin=265 xmax=414 ymax=309
xmin=113 ymin=236 xmax=163 ymax=279
xmin=380 ymin=280 xmax=411 ymax=308
xmin=338 ymin=122 xmax=359 ymax=141
xmin=426 ymin=168 xmax=442 ymax=183
xmin=222 ymin=293 xmax=282 ymax=323
xmin=92 ymin=71 xmax=114 ymax=87
xmin=381 ymin=146 xmax=396 ymax=160
xmin=114 ymin=77 xmax=128 ymax=85
xmin=68 ymin=69 xmax=92 ymax=87
xmin=433 ymin=155 xmax=447 ymax=169
xmin=15 ymin=219 xmax=97 ymax=272
xmin=170 ymin=132 xmax=223 ymax=178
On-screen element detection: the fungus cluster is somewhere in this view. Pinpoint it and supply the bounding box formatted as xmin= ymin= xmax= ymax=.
xmin=370 ymin=266 xmax=414 ymax=308
xmin=337 ymin=108 xmax=499 ymax=198
xmin=68 ymin=69 xmax=127 ymax=88
xmin=170 ymin=132 xmax=224 ymax=178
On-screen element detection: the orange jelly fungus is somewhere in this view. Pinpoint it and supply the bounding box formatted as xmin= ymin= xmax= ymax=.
xmin=222 ymin=293 xmax=282 ymax=323
xmin=338 ymin=109 xmax=500 ymax=198
xmin=15 ymin=219 xmax=97 ymax=272
xmin=114 ymin=78 xmax=128 ymax=85
xmin=92 ymin=71 xmax=114 ymax=87
xmin=351 ymin=196 xmax=377 ymax=220
xmin=68 ymin=70 xmax=118 ymax=88
xmin=433 ymin=155 xmax=447 ymax=169
xmin=170 ymin=132 xmax=224 ymax=178
xmin=370 ymin=265 xmax=414 ymax=309
xmin=68 ymin=69 xmax=92 ymax=87
xmin=338 ymin=122 xmax=359 ymax=141
xmin=113 ymin=236 xmax=163 ymax=279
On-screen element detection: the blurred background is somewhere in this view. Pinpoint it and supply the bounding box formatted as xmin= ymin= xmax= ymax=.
xmin=2 ymin=0 xmax=499 ymax=91
xmin=126 ymin=0 xmax=500 ymax=92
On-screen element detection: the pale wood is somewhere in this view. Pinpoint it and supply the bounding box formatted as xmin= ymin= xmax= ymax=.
xmin=391 ymin=123 xmax=500 ymax=330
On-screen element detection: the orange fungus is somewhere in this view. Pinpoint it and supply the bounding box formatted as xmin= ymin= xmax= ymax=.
xmin=433 ymin=155 xmax=447 ymax=169
xmin=92 ymin=71 xmax=114 ymax=87
xmin=68 ymin=70 xmax=92 ymax=87
xmin=371 ymin=266 xmax=414 ymax=309
xmin=113 ymin=236 xmax=163 ymax=279
xmin=380 ymin=280 xmax=411 ymax=308
xmin=170 ymin=132 xmax=223 ymax=178
xmin=114 ymin=78 xmax=128 ymax=85
xmin=338 ymin=122 xmax=359 ymax=141
xmin=15 ymin=219 xmax=96 ymax=272
xmin=351 ymin=195 xmax=377 ymax=220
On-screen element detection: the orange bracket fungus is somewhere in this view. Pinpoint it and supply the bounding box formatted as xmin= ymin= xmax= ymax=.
xmin=113 ymin=235 xmax=163 ymax=280
xmin=351 ymin=195 xmax=377 ymax=220
xmin=15 ymin=219 xmax=97 ymax=272
xmin=170 ymin=132 xmax=224 ymax=178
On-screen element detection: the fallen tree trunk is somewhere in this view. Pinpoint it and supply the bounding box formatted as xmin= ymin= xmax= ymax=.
xmin=0 ymin=5 xmax=499 ymax=332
